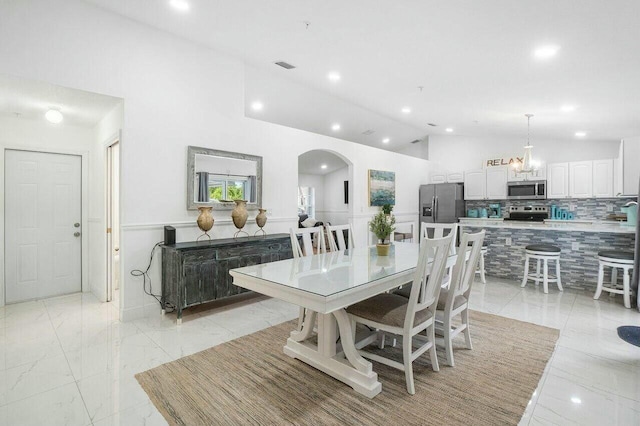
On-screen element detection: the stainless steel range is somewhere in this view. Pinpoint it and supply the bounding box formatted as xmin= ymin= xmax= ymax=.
xmin=505 ymin=206 xmax=549 ymax=222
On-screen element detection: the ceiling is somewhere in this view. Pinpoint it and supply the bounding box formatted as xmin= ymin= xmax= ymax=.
xmin=83 ymin=0 xmax=640 ymax=149
xmin=0 ymin=74 xmax=122 ymax=127
xmin=298 ymin=150 xmax=348 ymax=175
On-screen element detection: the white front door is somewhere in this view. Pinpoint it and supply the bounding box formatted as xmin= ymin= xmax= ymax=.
xmin=5 ymin=150 xmax=82 ymax=303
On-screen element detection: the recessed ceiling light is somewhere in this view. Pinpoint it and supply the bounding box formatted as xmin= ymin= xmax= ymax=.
xmin=327 ymin=72 xmax=341 ymax=82
xmin=331 ymin=123 xmax=341 ymax=131
xmin=561 ymin=105 xmax=576 ymax=112
xmin=45 ymin=109 xmax=63 ymax=124
xmin=401 ymin=107 xmax=411 ymax=114
xmin=251 ymin=101 xmax=263 ymax=111
xmin=382 ymin=138 xmax=390 ymax=144
xmin=533 ymin=45 xmax=560 ymax=60
xmin=169 ymin=0 xmax=190 ymax=12
xmin=321 ymin=164 xmax=327 ymax=169
xmin=575 ymin=131 xmax=587 ymax=137
xmin=570 ymin=397 xmax=582 ymax=404
xmin=445 ymin=128 xmax=453 ymax=133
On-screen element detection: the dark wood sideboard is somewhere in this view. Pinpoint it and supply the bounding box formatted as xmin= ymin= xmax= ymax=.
xmin=161 ymin=233 xmax=293 ymax=322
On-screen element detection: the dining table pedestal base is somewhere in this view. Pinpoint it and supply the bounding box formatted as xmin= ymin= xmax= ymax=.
xmin=283 ymin=309 xmax=382 ymax=398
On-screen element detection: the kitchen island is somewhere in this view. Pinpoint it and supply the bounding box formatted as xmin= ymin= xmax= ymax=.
xmin=459 ymin=218 xmax=636 ymax=289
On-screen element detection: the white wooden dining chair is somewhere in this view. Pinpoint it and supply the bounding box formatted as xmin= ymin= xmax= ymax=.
xmin=325 ymin=224 xmax=355 ymax=252
xmin=290 ymin=226 xmax=326 ymax=331
xmin=290 ymin=226 xmax=326 ymax=258
xmin=346 ymin=234 xmax=453 ymax=395
xmin=436 ymin=230 xmax=485 ymax=367
xmin=394 ymin=222 xmax=459 ymax=299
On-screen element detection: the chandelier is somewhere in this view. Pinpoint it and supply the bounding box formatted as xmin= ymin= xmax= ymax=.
xmin=512 ymin=113 xmax=540 ymax=175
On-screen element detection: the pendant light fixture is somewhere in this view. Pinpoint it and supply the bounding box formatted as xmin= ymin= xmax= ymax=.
xmin=513 ymin=113 xmax=539 ymax=175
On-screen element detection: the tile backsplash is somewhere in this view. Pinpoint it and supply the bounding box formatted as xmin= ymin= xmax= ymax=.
xmin=465 ymin=198 xmax=636 ymax=220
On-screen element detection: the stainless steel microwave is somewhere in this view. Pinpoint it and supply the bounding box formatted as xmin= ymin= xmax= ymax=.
xmin=507 ymin=180 xmax=547 ymax=200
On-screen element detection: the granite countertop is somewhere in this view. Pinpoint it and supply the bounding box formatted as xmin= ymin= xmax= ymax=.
xmin=458 ymin=217 xmax=636 ymax=234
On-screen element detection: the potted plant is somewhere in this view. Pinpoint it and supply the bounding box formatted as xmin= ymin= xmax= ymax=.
xmin=370 ymin=210 xmax=396 ymax=256
xmin=381 ymin=203 xmax=393 ymax=216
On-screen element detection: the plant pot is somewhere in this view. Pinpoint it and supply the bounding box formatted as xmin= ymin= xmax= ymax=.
xmin=376 ymin=243 xmax=390 ymax=256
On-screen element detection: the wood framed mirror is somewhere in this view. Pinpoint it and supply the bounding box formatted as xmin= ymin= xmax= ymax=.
xmin=187 ymin=146 xmax=262 ymax=211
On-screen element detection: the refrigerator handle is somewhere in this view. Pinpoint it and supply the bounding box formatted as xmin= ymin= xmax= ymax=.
xmin=431 ymin=196 xmax=435 ymax=221
xmin=434 ymin=196 xmax=438 ymax=222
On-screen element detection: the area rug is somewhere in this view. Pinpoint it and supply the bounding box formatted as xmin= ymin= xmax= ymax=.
xmin=136 ymin=311 xmax=559 ymax=426
xmin=618 ymin=325 xmax=640 ymax=347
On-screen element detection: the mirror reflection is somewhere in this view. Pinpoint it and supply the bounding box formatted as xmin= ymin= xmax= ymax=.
xmin=187 ymin=146 xmax=262 ymax=210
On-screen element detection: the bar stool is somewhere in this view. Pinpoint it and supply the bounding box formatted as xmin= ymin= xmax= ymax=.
xmin=521 ymin=244 xmax=563 ymax=294
xmin=474 ymin=245 xmax=488 ymax=284
xmin=594 ymin=251 xmax=634 ymax=309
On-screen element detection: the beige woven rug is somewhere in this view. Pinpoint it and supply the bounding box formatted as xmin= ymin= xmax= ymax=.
xmin=136 ymin=311 xmax=558 ymax=426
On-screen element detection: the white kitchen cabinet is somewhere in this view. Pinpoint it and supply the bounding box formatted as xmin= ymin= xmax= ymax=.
xmin=464 ymin=170 xmax=486 ymax=200
xmin=621 ymin=137 xmax=640 ymax=196
xmin=430 ymin=173 xmax=446 ymax=184
xmin=485 ymin=167 xmax=508 ymax=199
xmin=446 ymin=172 xmax=464 ymax=183
xmin=569 ymin=161 xmax=593 ymax=198
xmin=592 ymin=159 xmax=614 ymax=198
xmin=547 ymin=163 xmax=569 ymax=199
xmin=507 ymin=166 xmax=546 ymax=181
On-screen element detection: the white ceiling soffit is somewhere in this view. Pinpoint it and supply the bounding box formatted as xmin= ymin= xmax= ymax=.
xmin=0 ymin=74 xmax=123 ymax=127
xmin=298 ymin=149 xmax=348 ymax=175
xmin=84 ymin=0 xmax=640 ymax=143
xmin=245 ymin=66 xmax=425 ymax=149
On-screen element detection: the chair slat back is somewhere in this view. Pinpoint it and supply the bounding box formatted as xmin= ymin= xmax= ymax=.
xmin=290 ymin=227 xmax=326 ymax=258
xmin=420 ymin=222 xmax=458 ymax=256
xmin=405 ymin=234 xmax=453 ymax=328
xmin=325 ymin=224 xmax=355 ymax=252
xmin=449 ymin=230 xmax=486 ymax=303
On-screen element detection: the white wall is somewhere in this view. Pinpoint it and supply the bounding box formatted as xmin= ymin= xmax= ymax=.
xmin=0 ymin=115 xmax=93 ymax=305
xmin=0 ymin=0 xmax=432 ymax=320
xmin=429 ymin=134 xmax=621 ymax=174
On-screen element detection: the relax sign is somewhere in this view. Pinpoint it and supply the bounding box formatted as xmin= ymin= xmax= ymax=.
xmin=485 ymin=157 xmax=523 ymax=168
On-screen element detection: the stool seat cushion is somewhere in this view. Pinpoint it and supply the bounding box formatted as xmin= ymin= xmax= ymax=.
xmin=598 ymin=250 xmax=634 ymax=261
xmin=526 ymin=244 xmax=560 ymax=253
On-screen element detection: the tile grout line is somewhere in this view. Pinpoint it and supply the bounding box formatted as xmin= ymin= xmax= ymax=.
xmin=44 ymin=298 xmax=95 ymax=424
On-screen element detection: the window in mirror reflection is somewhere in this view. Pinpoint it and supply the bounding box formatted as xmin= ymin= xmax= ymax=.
xmin=197 ymin=172 xmax=255 ymax=202
xmin=298 ymin=186 xmax=315 ymax=217
xmin=208 ymin=176 xmax=248 ymax=201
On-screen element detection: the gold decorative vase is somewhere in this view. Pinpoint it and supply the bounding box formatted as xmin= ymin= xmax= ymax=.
xmin=255 ymin=208 xmax=267 ymax=237
xmin=196 ymin=206 xmax=214 ymax=241
xmin=231 ymin=200 xmax=249 ymax=239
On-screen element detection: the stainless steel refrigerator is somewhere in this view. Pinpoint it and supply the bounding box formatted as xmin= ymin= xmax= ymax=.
xmin=419 ymin=183 xmax=465 ymax=224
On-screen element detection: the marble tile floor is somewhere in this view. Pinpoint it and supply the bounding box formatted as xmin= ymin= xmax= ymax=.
xmin=0 ymin=278 xmax=639 ymax=425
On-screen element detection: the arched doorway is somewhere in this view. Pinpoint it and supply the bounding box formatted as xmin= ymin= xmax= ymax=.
xmin=297 ymin=149 xmax=353 ymax=228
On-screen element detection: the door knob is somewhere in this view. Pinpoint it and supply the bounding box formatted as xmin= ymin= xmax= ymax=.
xmin=74 ymin=223 xmax=80 ymax=228
xmin=74 ymin=232 xmax=81 ymax=237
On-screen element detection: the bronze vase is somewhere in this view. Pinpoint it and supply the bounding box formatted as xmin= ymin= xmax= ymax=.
xmin=196 ymin=206 xmax=214 ymax=241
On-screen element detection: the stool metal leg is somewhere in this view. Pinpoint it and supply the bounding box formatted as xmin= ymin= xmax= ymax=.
xmin=543 ymin=259 xmax=549 ymax=294
xmin=555 ymin=258 xmax=563 ymax=291
xmin=521 ymin=255 xmax=530 ymax=287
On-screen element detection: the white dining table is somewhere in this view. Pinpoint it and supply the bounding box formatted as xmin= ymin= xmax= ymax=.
xmin=229 ymin=242 xmax=458 ymax=398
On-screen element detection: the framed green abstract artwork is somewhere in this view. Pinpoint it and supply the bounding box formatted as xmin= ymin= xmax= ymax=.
xmin=368 ymin=169 xmax=395 ymax=206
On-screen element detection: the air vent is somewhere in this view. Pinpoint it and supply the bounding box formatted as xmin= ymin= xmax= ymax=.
xmin=410 ymin=139 xmax=421 ymax=144
xmin=274 ymin=61 xmax=296 ymax=70
xmin=361 ymin=129 xmax=375 ymax=135
xmin=427 ymin=123 xmax=438 ymax=127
